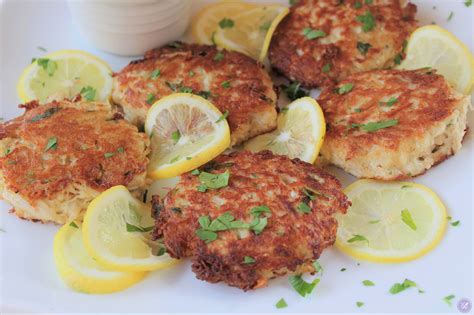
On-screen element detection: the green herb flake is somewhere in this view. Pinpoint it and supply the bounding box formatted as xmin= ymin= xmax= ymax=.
xmin=302 ymin=188 xmax=316 ymax=200
xmin=80 ymin=86 xmax=96 ymax=101
xmin=197 ymin=184 xmax=208 ymax=192
xmin=336 ymin=83 xmax=354 ymax=94
xmin=356 ymin=11 xmax=376 ymax=32
xmin=347 ymin=234 xmax=369 ymax=244
xmin=221 ymin=80 xmax=231 ymax=89
xmin=357 ymin=42 xmax=372 ymax=55
xmin=282 ymin=81 xmax=309 ymax=100
xmin=188 ymin=70 xmax=195 ymax=77
xmin=451 ymin=220 xmax=460 ymax=227
xmin=37 ymin=46 xmax=47 ymax=52
xmin=250 ymin=216 xmax=268 ymax=235
xmin=313 ymin=261 xmax=323 ymax=275
xmin=243 ymin=256 xmax=256 ymax=264
xmin=260 ymin=21 xmax=272 ymax=31
xmin=150 ymin=69 xmax=161 ymax=79
xmin=340 ymin=268 xmax=347 ymax=272
xmin=69 ymin=221 xmax=79 ymax=229
xmin=289 ymin=275 xmax=320 ymax=297
xmin=389 ymin=279 xmax=418 ymax=294
xmin=322 ymin=63 xmax=332 ymax=73
xmin=146 ymin=93 xmax=155 ymax=105
xmin=195 ymin=229 xmax=217 ymax=243
xmin=117 ymin=147 xmax=124 ymax=153
xmin=250 ymin=205 xmax=271 ymax=217
xmin=275 ymin=298 xmax=288 ymax=309
xmin=401 ymin=209 xmax=417 ymax=231
xmin=29 ymin=107 xmax=60 ymax=122
xmin=465 ymin=0 xmax=472 ymax=7
xmin=296 ymin=202 xmax=312 ymax=214
xmin=44 ymin=136 xmax=58 ymax=152
xmin=198 ymin=170 xmax=230 ymax=189
xmin=443 ymin=294 xmax=455 ymax=306
xmin=394 ymin=53 xmax=403 ymax=65
xmin=356 ymin=301 xmax=364 ymax=308
xmin=401 ymin=185 xmax=411 ymax=189
xmin=170 ymin=155 xmax=180 ymax=163
xmin=191 ymin=169 xmax=200 ymax=176
xmin=354 ymin=1 xmax=362 ymax=9
xmin=219 ymin=18 xmax=234 ymax=29
xmin=362 ymin=280 xmax=375 ymax=286
xmin=37 ymin=58 xmax=58 ymax=76
xmin=197 ymin=90 xmax=212 ymax=99
xmin=447 ymin=11 xmax=454 ymax=21
xmin=178 ymin=86 xmax=193 ymax=93
xmin=365 ymin=0 xmax=373 ymax=4
xmin=368 ymin=219 xmax=380 ymax=224
xmin=171 ymin=130 xmax=181 ymax=144
xmin=354 ymin=108 xmax=362 ymax=113
xmin=215 ymin=110 xmax=229 ymax=123
xmin=302 ymin=27 xmax=326 ymax=40
xmin=214 ymin=51 xmax=225 ymax=61
xmin=351 ymin=119 xmax=399 ymax=132
xmin=125 ymin=222 xmax=154 ymax=233
xmin=104 ymin=152 xmax=115 ymax=158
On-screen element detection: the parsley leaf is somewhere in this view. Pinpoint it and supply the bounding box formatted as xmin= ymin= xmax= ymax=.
xmin=289 ymin=275 xmax=320 ymax=297
xmin=219 ymin=18 xmax=234 ymax=29
xmin=37 ymin=58 xmax=58 ymax=76
xmin=336 ymin=83 xmax=354 ymax=94
xmin=214 ymin=51 xmax=224 ymax=61
xmin=191 ymin=169 xmax=200 ymax=175
xmin=401 ymin=209 xmax=417 ymax=231
xmin=178 ymin=86 xmax=193 ymax=93
xmin=69 ymin=221 xmax=79 ymax=228
xmin=362 ymin=280 xmax=375 ymax=286
xmin=198 ymin=170 xmax=230 ymax=189
xmin=447 ymin=11 xmax=454 ymax=21
xmin=150 ymin=69 xmax=161 ymax=79
xmin=465 ymin=0 xmax=472 ymax=7
xmin=347 ymin=234 xmax=369 ymax=244
xmin=146 ymin=93 xmax=155 ymax=105
xmin=451 ymin=220 xmax=460 ymax=227
xmin=354 ymin=1 xmax=362 ymax=9
xmin=80 ymin=86 xmax=96 ymax=101
xmin=125 ymin=222 xmax=154 ymax=232
xmin=243 ymin=256 xmax=256 ymax=264
xmin=29 ymin=107 xmax=59 ymax=122
xmin=250 ymin=216 xmax=268 ymax=235
xmin=443 ymin=294 xmax=455 ymax=306
xmin=394 ymin=53 xmax=403 ymax=65
xmin=171 ymin=130 xmax=181 ymax=144
xmin=313 ymin=261 xmax=323 ymax=275
xmin=369 ymin=219 xmax=380 ymax=224
xmin=104 ymin=152 xmax=115 ymax=158
xmin=357 ymin=42 xmax=372 ymax=55
xmin=195 ymin=229 xmax=217 ymax=243
xmin=296 ymin=202 xmax=312 ymax=213
xmin=379 ymin=96 xmax=398 ymax=107
xmin=188 ymin=70 xmax=195 ymax=77
xmin=389 ymin=279 xmax=418 ymax=294
xmin=260 ymin=21 xmax=272 ymax=31
xmin=302 ymin=27 xmax=326 ymax=40
xmin=340 ymin=268 xmax=347 ymax=272
xmin=322 ymin=63 xmax=332 ymax=73
xmin=356 ymin=301 xmax=364 ymax=307
xmin=351 ymin=119 xmax=399 ymax=132
xmin=45 ymin=136 xmax=57 ymax=151
xmin=221 ymin=80 xmax=231 ymax=89
xmin=275 ymin=298 xmax=288 ymax=309
xmin=196 ymin=212 xmax=250 ymax=243
xmin=356 ymin=11 xmax=376 ymax=32
xmin=215 ymin=110 xmax=229 ymax=123
xmin=250 ymin=205 xmax=271 ymax=217
xmin=282 ymin=81 xmax=309 ymax=100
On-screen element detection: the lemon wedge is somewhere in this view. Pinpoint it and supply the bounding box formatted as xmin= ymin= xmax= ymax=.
xmin=17 ymin=49 xmax=113 ymax=103
xmin=144 ymin=93 xmax=230 ymax=179
xmin=82 ymin=185 xmax=178 ymax=272
xmin=398 ymin=25 xmax=474 ymax=94
xmin=335 ymin=179 xmax=447 ymax=263
xmin=214 ymin=5 xmax=289 ymax=61
xmin=54 ymin=221 xmax=146 ymax=294
xmin=190 ymin=1 xmax=257 ymax=45
xmin=244 ymin=97 xmax=325 ymax=164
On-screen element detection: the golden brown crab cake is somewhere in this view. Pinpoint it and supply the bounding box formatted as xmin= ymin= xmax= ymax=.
xmin=319 ymin=69 xmax=470 ymax=180
xmin=152 ymin=150 xmax=349 ymax=290
xmin=0 ymin=99 xmax=149 ymax=224
xmin=112 ymin=42 xmax=277 ymax=146
xmin=269 ymin=0 xmax=417 ymax=87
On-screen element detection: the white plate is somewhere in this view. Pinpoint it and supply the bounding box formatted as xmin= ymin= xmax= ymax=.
xmin=0 ymin=0 xmax=472 ymax=313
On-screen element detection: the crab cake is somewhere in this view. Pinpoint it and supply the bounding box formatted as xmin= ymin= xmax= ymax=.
xmin=0 ymin=99 xmax=149 ymax=224
xmin=319 ymin=69 xmax=471 ymax=180
xmin=269 ymin=0 xmax=417 ymax=87
xmin=112 ymin=42 xmax=277 ymax=146
xmin=152 ymin=150 xmax=349 ymax=290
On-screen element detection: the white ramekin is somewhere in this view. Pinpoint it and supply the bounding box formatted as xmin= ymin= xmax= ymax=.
xmin=68 ymin=0 xmax=191 ymax=56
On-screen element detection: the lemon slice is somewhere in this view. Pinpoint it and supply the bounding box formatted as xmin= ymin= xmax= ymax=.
xmin=144 ymin=93 xmax=230 ymax=179
xmin=82 ymin=185 xmax=178 ymax=272
xmin=17 ymin=49 xmax=113 ymax=103
xmin=214 ymin=5 xmax=289 ymax=61
xmin=398 ymin=25 xmax=474 ymax=94
xmin=54 ymin=222 xmax=146 ymax=294
xmin=190 ymin=1 xmax=257 ymax=45
xmin=335 ymin=179 xmax=447 ymax=263
xmin=244 ymin=97 xmax=325 ymax=163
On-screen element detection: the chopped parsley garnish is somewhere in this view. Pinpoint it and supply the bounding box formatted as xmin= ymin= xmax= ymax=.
xmin=125 ymin=222 xmax=154 ymax=232
xmin=260 ymin=21 xmax=272 ymax=31
xmin=302 ymin=27 xmax=326 ymax=40
xmin=117 ymin=147 xmax=124 ymax=153
xmin=389 ymin=279 xmax=417 ymax=294
xmin=104 ymin=152 xmax=115 ymax=158
xmin=250 ymin=205 xmax=271 ymax=217
xmin=37 ymin=58 xmax=58 ymax=76
xmin=197 ymin=184 xmax=208 ymax=192
xmin=188 ymin=70 xmax=195 ymax=77
xmin=451 ymin=220 xmax=460 ymax=227
xmin=354 ymin=1 xmax=362 ymax=9
xmin=368 ymin=219 xmax=380 ymax=224
xmin=195 ymin=212 xmax=248 ymax=243
xmin=379 ymin=96 xmax=398 ymax=107
xmin=282 ymin=81 xmax=309 ymax=100
xmin=365 ymin=0 xmax=373 ymax=4
xmin=340 ymin=268 xmax=347 ymax=272
xmin=171 ymin=207 xmax=182 ymax=214
xmin=336 ymin=83 xmax=354 ymax=94
xmin=69 ymin=221 xmax=79 ymax=228
xmin=146 ymin=93 xmax=155 ymax=105
xmin=197 ymin=90 xmax=212 ymax=99
xmin=275 ymin=298 xmax=288 ymax=309
xmin=465 ymin=0 xmax=472 ymax=7
xmin=191 ymin=169 xmax=200 ymax=175
xmin=29 ymin=107 xmax=59 ymax=122
xmin=357 ymin=42 xmax=371 ymax=55
xmin=170 ymin=155 xmax=180 ymax=163
xmin=150 ymin=69 xmax=161 ymax=79
xmin=296 ymin=202 xmax=312 ymax=213
xmin=322 ymin=63 xmax=332 ymax=73
xmin=171 ymin=130 xmax=181 ymax=144
xmin=198 ymin=170 xmax=230 ymax=190
xmin=214 ymin=51 xmax=225 ymax=61
xmin=356 ymin=301 xmax=364 ymax=308
xmin=351 ymin=119 xmax=399 ymax=132
xmin=401 ymin=184 xmax=411 ymax=189
xmin=354 ymin=108 xmax=362 ymax=113
xmin=80 ymin=86 xmax=96 ymax=101
xmin=443 ymin=294 xmax=455 ymax=306
xmin=167 ymin=41 xmax=182 ymax=49
xmin=178 ymin=86 xmax=193 ymax=93
xmin=215 ymin=110 xmax=229 ymax=123
xmin=356 ymin=11 xmax=376 ymax=32
xmin=243 ymin=256 xmax=256 ymax=264
xmin=219 ymin=18 xmax=234 ymax=29
xmin=347 ymin=234 xmax=369 ymax=244
xmin=302 ymin=188 xmax=316 ymax=200
xmin=447 ymin=11 xmax=454 ymax=21
xmin=394 ymin=53 xmax=403 ymax=65
xmin=362 ymin=280 xmax=375 ymax=286
xmin=313 ymin=261 xmax=323 ymax=274
xmin=45 ymin=136 xmax=57 ymax=151
xmin=401 ymin=209 xmax=417 ymax=231
xmin=37 ymin=46 xmax=47 ymax=52
xmin=289 ymin=275 xmax=320 ymax=297
xmin=221 ymin=80 xmax=231 ymax=89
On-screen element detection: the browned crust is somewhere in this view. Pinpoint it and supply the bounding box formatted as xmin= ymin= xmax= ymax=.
xmin=152 ymin=150 xmax=349 ymax=290
xmin=269 ymin=0 xmax=417 ymax=87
